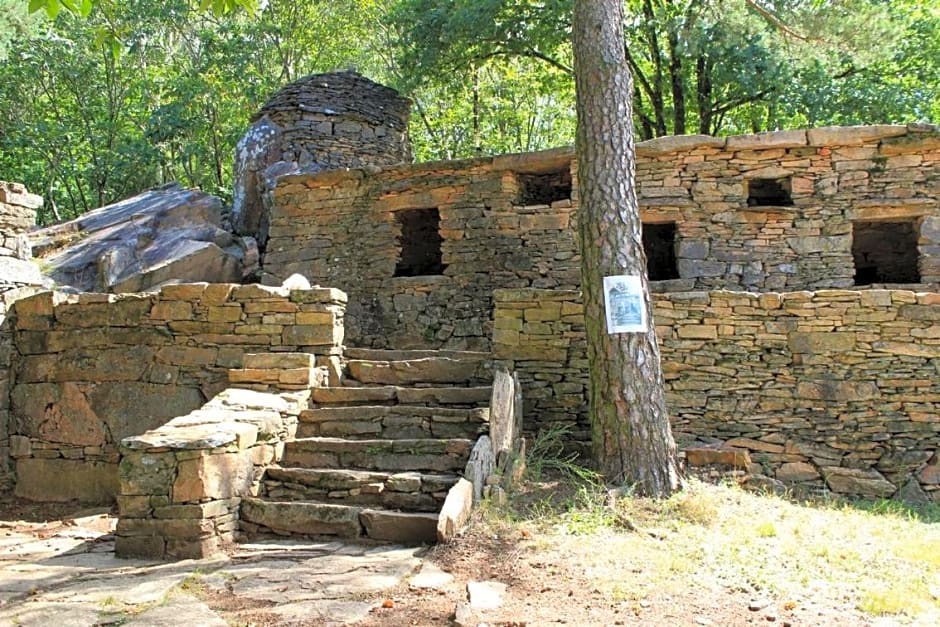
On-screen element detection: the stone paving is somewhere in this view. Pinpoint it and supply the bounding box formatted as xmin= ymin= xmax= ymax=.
xmin=0 ymin=512 xmax=427 ymax=626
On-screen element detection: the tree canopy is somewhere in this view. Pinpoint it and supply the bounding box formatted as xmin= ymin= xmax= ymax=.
xmin=1 ymin=0 xmax=937 ymax=221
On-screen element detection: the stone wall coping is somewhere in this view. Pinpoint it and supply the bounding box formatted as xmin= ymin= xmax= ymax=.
xmin=14 ymin=283 xmax=348 ymax=311
xmin=493 ymin=287 xmax=940 ymax=304
xmin=120 ymin=387 xmax=307 ymax=452
xmin=271 ymin=124 xmax=939 ymax=192
xmin=0 ymin=181 xmax=43 ymax=209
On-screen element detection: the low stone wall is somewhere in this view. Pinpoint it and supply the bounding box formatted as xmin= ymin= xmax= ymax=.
xmin=0 ymin=182 xmax=45 ymax=491
xmin=493 ymin=288 xmax=940 ymax=501
xmin=116 ymin=388 xmax=307 ymax=559
xmin=7 ymin=283 xmax=346 ymax=502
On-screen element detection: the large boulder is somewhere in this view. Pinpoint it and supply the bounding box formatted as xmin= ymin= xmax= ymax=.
xmin=30 ymin=183 xmax=259 ymax=293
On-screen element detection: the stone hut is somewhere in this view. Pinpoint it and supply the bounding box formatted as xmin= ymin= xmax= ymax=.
xmin=232 ymin=71 xmax=412 ymax=246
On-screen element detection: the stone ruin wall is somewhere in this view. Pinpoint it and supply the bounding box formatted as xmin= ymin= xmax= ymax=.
xmin=263 ymin=124 xmax=940 ymax=351
xmin=6 ymin=283 xmax=345 ymax=503
xmin=493 ymin=288 xmax=940 ymax=502
xmin=263 ymin=150 xmax=580 ymax=350
xmin=0 ymin=182 xmax=45 ymax=491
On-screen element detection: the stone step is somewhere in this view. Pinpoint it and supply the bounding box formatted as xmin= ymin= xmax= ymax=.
xmin=262 ymin=467 xmax=458 ymax=511
xmin=297 ymin=405 xmax=488 ymax=440
xmin=282 ymin=437 xmax=473 ymax=472
xmin=239 ymin=498 xmax=439 ymax=544
xmin=311 ymin=385 xmax=492 ymax=407
xmin=346 ymin=356 xmax=492 ymax=386
xmin=344 ymin=348 xmax=490 ymax=362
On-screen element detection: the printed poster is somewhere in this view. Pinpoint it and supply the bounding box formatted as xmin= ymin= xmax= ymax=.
xmin=603 ymin=275 xmax=647 ymax=334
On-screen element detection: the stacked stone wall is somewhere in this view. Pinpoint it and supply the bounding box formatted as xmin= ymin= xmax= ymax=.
xmin=7 ymin=283 xmax=345 ymax=502
xmin=493 ymin=288 xmax=940 ymax=501
xmin=264 ymin=150 xmax=579 ymax=349
xmin=264 ymin=125 xmax=940 ymax=350
xmin=116 ymin=388 xmax=309 ymax=560
xmin=0 ymin=182 xmax=45 ymax=491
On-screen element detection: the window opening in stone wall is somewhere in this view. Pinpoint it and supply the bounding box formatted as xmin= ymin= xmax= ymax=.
xmin=852 ymin=220 xmax=920 ymax=285
xmin=643 ymin=222 xmax=680 ymax=281
xmin=516 ymin=168 xmax=572 ymax=205
xmin=747 ymin=177 xmax=793 ymax=206
xmin=394 ymin=208 xmax=446 ymax=277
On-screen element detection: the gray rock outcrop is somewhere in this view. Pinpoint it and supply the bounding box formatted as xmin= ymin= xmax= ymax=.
xmin=31 ymin=183 xmax=259 ymax=293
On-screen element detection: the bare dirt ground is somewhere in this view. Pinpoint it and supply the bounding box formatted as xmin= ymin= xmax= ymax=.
xmin=353 ymin=514 xmax=869 ymax=627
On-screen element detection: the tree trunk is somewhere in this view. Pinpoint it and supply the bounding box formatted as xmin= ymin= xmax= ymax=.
xmin=572 ymin=0 xmax=682 ymax=497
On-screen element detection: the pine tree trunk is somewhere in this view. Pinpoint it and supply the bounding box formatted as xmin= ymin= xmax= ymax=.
xmin=572 ymin=0 xmax=682 ymax=497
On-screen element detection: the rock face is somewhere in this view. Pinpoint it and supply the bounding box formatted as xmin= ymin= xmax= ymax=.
xmin=231 ymin=71 xmax=412 ymax=245
xmin=30 ymin=183 xmax=258 ymax=293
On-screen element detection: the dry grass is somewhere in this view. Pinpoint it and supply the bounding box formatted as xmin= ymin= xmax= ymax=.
xmin=484 ymin=472 xmax=940 ymax=624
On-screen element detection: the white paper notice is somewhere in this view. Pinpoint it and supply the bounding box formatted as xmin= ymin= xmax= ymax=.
xmin=603 ymin=275 xmax=647 ymax=334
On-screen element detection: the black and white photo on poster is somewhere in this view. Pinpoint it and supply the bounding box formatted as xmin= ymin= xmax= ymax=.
xmin=603 ymin=275 xmax=647 ymax=333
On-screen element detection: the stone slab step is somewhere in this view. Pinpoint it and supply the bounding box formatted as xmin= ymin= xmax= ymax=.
xmin=297 ymin=405 xmax=488 ymax=440
xmin=239 ymin=498 xmax=438 ymax=544
xmin=311 ymin=385 xmax=492 ymax=407
xmin=262 ymin=467 xmax=458 ymax=511
xmin=360 ymin=509 xmax=438 ymax=544
xmin=346 ymin=357 xmax=491 ymax=386
xmin=344 ymin=348 xmax=490 ymax=362
xmin=282 ymin=437 xmax=473 ymax=472
xmin=240 ymin=498 xmax=362 ymax=538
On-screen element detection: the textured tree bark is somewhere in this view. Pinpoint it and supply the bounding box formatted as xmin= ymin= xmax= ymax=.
xmin=572 ymin=0 xmax=682 ymax=497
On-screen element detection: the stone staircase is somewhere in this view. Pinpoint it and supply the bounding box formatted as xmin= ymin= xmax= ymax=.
xmin=239 ymin=348 xmax=492 ymax=544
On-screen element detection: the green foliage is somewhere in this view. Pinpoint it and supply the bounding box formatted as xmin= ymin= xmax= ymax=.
xmin=27 ymin=0 xmax=258 ymax=19
xmin=390 ymin=0 xmax=939 ymax=150
xmin=4 ymin=0 xmax=937 ymax=221
xmin=2 ymin=0 xmax=388 ymax=222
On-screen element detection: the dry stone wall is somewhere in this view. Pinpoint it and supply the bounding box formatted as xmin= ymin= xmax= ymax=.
xmin=7 ymin=283 xmax=346 ymax=502
xmin=264 ymin=149 xmax=579 ymax=350
xmin=0 ymin=182 xmax=45 ymax=491
xmin=492 ymin=288 xmax=940 ymax=502
xmin=263 ymin=125 xmax=940 ymax=350
xmin=116 ymin=387 xmax=308 ymax=560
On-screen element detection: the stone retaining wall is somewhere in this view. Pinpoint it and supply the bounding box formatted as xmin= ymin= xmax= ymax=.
xmin=493 ymin=288 xmax=940 ymax=502
xmin=0 ymin=182 xmax=45 ymax=491
xmin=7 ymin=283 xmax=346 ymax=502
xmin=263 ymin=125 xmax=940 ymax=351
xmin=116 ymin=388 xmax=308 ymax=559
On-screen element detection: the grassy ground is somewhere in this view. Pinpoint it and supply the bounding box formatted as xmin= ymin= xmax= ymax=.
xmin=471 ymin=453 xmax=940 ymax=625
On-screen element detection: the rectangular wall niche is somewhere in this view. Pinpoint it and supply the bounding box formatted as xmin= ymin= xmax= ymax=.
xmin=515 ymin=168 xmax=572 ymax=205
xmin=394 ymin=208 xmax=446 ymax=277
xmin=852 ymin=220 xmax=920 ymax=285
xmin=643 ymin=222 xmax=680 ymax=281
xmin=747 ymin=177 xmax=793 ymax=206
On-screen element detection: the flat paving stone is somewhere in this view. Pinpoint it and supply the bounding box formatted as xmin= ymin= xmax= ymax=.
xmin=0 ymin=601 xmax=102 ymax=627
xmin=270 ymin=599 xmax=374 ymax=625
xmin=410 ymin=562 xmax=454 ymax=589
xmin=468 ymin=580 xmax=508 ymax=610
xmin=0 ymin=517 xmax=424 ymax=627
xmin=124 ymin=593 xmax=227 ymax=626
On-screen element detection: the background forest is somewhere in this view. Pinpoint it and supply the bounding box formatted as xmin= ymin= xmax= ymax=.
xmin=1 ymin=0 xmax=937 ymax=224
